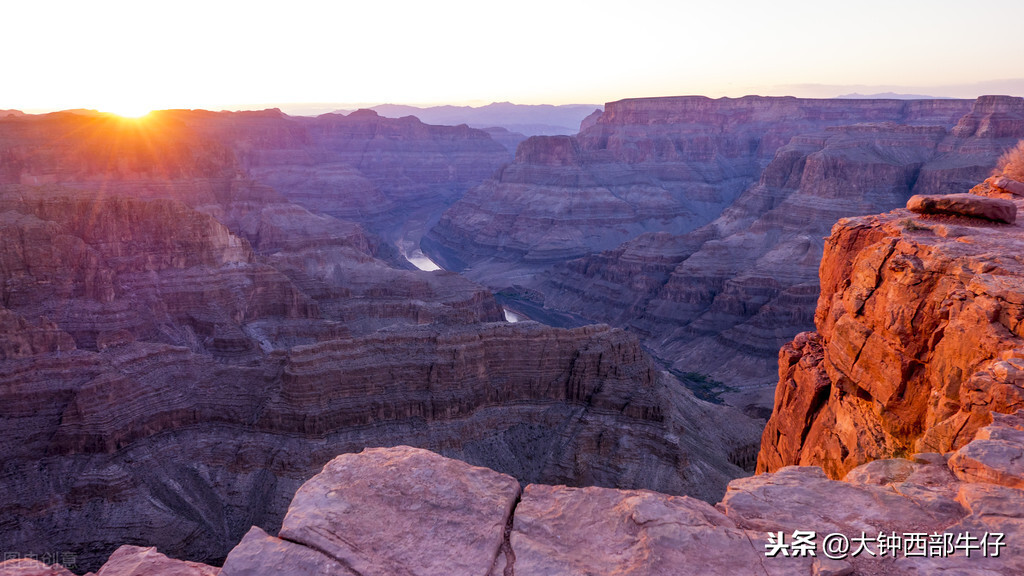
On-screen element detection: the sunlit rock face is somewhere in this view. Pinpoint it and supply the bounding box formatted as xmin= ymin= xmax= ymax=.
xmin=759 ymin=174 xmax=1024 ymax=478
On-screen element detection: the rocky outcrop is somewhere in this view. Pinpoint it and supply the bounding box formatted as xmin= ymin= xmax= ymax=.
xmin=92 ymin=546 xmax=220 ymax=576
xmin=758 ymin=178 xmax=1024 ymax=478
xmin=526 ymin=97 xmax=1024 ymax=416
xmin=18 ymin=432 xmax=1023 ymax=575
xmin=226 ymin=447 xmax=520 ymax=576
xmin=907 ymin=192 xmax=1017 ymax=223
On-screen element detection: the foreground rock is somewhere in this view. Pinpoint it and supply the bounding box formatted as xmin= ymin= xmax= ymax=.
xmin=222 ymin=447 xmax=519 ymax=576
xmin=92 ymin=546 xmax=220 ymax=576
xmin=12 ymin=437 xmax=1022 ymax=575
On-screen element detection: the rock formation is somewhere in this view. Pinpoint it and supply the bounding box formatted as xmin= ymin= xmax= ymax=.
xmin=0 ymin=110 xmax=760 ymax=570
xmin=424 ymin=96 xmax=974 ymax=277
xmin=6 ymin=100 xmax=1024 ymax=575
xmin=0 ymin=108 xmax=511 ymax=249
xmin=759 ymin=174 xmax=1024 ymax=478
xmin=11 ymin=431 xmax=1022 ymax=575
xmin=514 ymin=96 xmax=1024 ymax=416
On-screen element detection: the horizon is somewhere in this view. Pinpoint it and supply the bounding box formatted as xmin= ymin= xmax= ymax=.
xmin=5 ymin=1 xmax=1024 ymax=116
xmin=10 ymin=90 xmax=1024 ymax=119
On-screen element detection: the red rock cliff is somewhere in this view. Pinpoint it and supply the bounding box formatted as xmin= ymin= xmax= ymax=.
xmin=759 ymin=175 xmax=1024 ymax=478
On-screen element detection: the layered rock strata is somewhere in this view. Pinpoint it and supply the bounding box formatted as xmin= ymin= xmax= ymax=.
xmin=529 ymin=97 xmax=1024 ymax=414
xmin=424 ymin=96 xmax=973 ymax=275
xmin=0 ymin=109 xmax=765 ymax=569
xmin=0 ymin=185 xmax=761 ymax=571
xmin=0 ymin=318 xmax=759 ymax=570
xmin=758 ymin=175 xmax=1024 ymax=478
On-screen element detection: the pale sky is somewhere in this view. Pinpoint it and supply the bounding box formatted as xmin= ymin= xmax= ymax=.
xmin=5 ymin=0 xmax=1024 ymax=115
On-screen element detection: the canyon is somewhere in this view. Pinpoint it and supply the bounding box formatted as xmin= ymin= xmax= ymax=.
xmin=0 ymin=106 xmax=759 ymax=571
xmin=424 ymin=95 xmax=1024 ymax=416
xmin=2 ymin=95 xmax=1024 ymax=575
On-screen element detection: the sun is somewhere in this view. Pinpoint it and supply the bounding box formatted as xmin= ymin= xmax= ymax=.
xmin=106 ymin=105 xmax=153 ymax=119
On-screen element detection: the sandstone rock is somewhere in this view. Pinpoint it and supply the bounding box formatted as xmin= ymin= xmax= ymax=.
xmin=426 ymin=96 xmax=974 ymax=277
xmin=720 ymin=465 xmax=965 ymax=536
xmin=220 ymin=527 xmax=356 ymax=576
xmin=509 ymin=483 xmax=801 ymax=576
xmin=13 ymin=443 xmax=1024 ymax=575
xmin=951 ymin=95 xmax=1024 ymax=139
xmin=760 ymin=184 xmax=1024 ymax=477
xmin=949 ymin=411 xmax=1024 ymax=489
xmin=94 ymin=546 xmax=219 ymax=576
xmin=513 ymin=97 xmax=1024 ymax=418
xmin=278 ymin=447 xmax=519 ymax=576
xmin=991 ymin=176 xmax=1024 ymax=197
xmin=0 ymin=308 xmax=76 ymax=359
xmin=907 ymin=193 xmax=1017 ymax=223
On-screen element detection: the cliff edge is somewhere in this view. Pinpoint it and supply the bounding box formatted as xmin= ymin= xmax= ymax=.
xmin=759 ymin=171 xmax=1024 ymax=478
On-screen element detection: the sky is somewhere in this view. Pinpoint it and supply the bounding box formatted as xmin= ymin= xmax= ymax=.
xmin=5 ymin=0 xmax=1024 ymax=115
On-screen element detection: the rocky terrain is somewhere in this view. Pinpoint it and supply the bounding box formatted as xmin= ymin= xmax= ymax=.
xmin=424 ymin=96 xmax=974 ymax=275
xmin=0 ymin=107 xmax=512 ymax=250
xmin=9 ymin=430 xmax=1023 ymax=575
xmin=0 ymin=109 xmax=760 ymax=571
xmin=759 ymin=173 xmax=1024 ymax=479
xmin=7 ymin=168 xmax=1024 ymax=575
xmin=5 ymin=99 xmax=1024 ymax=575
xmin=437 ymin=95 xmax=1024 ymax=415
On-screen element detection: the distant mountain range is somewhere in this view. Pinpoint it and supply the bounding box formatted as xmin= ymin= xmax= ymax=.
xmin=333 ymin=102 xmax=602 ymax=136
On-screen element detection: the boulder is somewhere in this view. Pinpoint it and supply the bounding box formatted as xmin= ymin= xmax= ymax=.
xmin=906 ymin=193 xmax=1016 ymax=224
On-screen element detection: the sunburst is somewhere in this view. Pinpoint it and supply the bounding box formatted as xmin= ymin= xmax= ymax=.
xmin=105 ymin=105 xmax=153 ymax=119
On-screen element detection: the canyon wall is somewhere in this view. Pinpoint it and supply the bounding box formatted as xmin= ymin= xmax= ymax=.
xmin=423 ymin=96 xmax=973 ymax=276
xmin=497 ymin=96 xmax=1024 ymax=415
